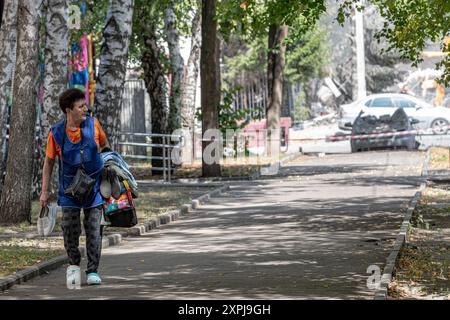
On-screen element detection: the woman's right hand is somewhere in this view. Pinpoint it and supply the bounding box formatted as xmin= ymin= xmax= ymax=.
xmin=40 ymin=191 xmax=50 ymax=208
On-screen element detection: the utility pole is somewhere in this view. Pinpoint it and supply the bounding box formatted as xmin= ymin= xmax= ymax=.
xmin=355 ymin=0 xmax=366 ymax=100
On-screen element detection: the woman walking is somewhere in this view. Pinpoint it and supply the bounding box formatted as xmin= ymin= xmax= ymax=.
xmin=40 ymin=88 xmax=110 ymax=287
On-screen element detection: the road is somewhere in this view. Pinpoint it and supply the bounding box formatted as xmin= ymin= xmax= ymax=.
xmin=289 ymin=123 xmax=450 ymax=154
xmin=0 ymin=150 xmax=425 ymax=299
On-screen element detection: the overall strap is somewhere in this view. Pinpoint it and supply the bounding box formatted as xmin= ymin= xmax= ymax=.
xmin=59 ymin=119 xmax=84 ymax=191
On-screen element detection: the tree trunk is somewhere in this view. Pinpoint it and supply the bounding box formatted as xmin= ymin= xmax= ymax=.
xmin=181 ymin=1 xmax=201 ymax=131
xmin=164 ymin=2 xmax=183 ymax=134
xmin=0 ymin=0 xmax=40 ymax=225
xmin=141 ymin=23 xmax=168 ymax=175
xmin=201 ymin=0 xmax=221 ymax=177
xmin=0 ymin=0 xmax=5 ymax=27
xmin=0 ymin=0 xmax=18 ymax=194
xmin=95 ymin=0 xmax=134 ymax=150
xmin=266 ymin=24 xmax=288 ymax=155
xmin=35 ymin=0 xmax=68 ymax=198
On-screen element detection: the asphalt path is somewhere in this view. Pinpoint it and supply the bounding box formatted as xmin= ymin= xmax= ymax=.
xmin=0 ymin=151 xmax=425 ymax=299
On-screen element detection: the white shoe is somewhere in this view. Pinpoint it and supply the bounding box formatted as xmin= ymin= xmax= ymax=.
xmin=66 ymin=265 xmax=81 ymax=289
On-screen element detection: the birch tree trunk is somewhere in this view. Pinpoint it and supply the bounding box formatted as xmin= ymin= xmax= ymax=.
xmin=141 ymin=22 xmax=169 ymax=175
xmin=0 ymin=0 xmax=40 ymax=224
xmin=34 ymin=0 xmax=68 ymax=197
xmin=95 ymin=0 xmax=134 ymax=150
xmin=181 ymin=3 xmax=201 ymax=131
xmin=0 ymin=0 xmax=4 ymax=27
xmin=266 ymin=24 xmax=288 ymax=155
xmin=201 ymin=0 xmax=221 ymax=177
xmin=0 ymin=0 xmax=18 ymax=194
xmin=164 ymin=2 xmax=183 ymax=134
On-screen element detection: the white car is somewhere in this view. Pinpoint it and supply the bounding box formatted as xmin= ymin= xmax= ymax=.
xmin=338 ymin=93 xmax=450 ymax=134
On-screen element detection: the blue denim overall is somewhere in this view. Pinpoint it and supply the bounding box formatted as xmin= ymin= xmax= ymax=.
xmin=51 ymin=116 xmax=104 ymax=208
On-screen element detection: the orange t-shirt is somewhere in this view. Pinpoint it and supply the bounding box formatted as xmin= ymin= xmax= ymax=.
xmin=46 ymin=118 xmax=107 ymax=160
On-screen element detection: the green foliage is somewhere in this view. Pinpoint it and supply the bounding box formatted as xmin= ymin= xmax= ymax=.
xmin=218 ymin=0 xmax=327 ymax=41
xmin=292 ymin=89 xmax=311 ymax=121
xmin=223 ymin=36 xmax=267 ymax=80
xmin=130 ymin=0 xmax=199 ymax=65
xmin=195 ymin=85 xmax=263 ymax=133
xmin=69 ymin=0 xmax=109 ymax=53
xmin=285 ymin=26 xmax=328 ymax=84
xmin=338 ymin=0 xmax=450 ymax=85
xmin=219 ymin=85 xmax=261 ymax=133
xmin=224 ymin=24 xmax=328 ymax=85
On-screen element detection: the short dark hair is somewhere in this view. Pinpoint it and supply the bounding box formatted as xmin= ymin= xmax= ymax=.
xmin=59 ymin=88 xmax=85 ymax=114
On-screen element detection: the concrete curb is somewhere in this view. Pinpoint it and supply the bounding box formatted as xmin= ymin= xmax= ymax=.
xmin=0 ymin=184 xmax=229 ymax=293
xmin=373 ymin=150 xmax=430 ymax=300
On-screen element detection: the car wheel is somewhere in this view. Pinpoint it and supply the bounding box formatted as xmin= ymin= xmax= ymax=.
xmin=431 ymin=118 xmax=449 ymax=134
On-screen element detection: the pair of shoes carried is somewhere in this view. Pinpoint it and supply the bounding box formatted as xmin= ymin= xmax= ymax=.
xmin=37 ymin=203 xmax=58 ymax=237
xmin=100 ymin=167 xmax=121 ymax=200
xmin=108 ymin=168 xmax=121 ymax=199
xmin=100 ymin=168 xmax=111 ymax=199
xmin=86 ymin=272 xmax=102 ymax=285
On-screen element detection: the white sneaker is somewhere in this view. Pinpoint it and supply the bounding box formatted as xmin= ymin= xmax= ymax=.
xmin=66 ymin=265 xmax=81 ymax=289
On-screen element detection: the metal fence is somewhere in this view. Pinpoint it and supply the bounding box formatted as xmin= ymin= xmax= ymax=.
xmin=118 ymin=132 xmax=184 ymax=182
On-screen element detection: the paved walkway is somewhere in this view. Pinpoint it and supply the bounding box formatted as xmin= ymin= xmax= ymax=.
xmin=0 ymin=151 xmax=425 ymax=299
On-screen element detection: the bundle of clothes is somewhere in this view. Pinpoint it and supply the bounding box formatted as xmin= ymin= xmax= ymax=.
xmin=100 ymin=151 xmax=138 ymax=200
xmin=100 ymin=151 xmax=139 ymax=228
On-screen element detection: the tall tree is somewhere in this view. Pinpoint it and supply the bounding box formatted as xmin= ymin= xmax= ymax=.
xmin=0 ymin=0 xmax=5 ymax=27
xmin=0 ymin=0 xmax=18 ymax=194
xmin=0 ymin=0 xmax=40 ymax=224
xmin=95 ymin=0 xmax=134 ymax=150
xmin=141 ymin=20 xmax=169 ymax=174
xmin=201 ymin=0 xmax=221 ymax=177
xmin=164 ymin=0 xmax=184 ymax=133
xmin=35 ymin=0 xmax=69 ymax=196
xmin=181 ymin=2 xmax=201 ymax=131
xmin=42 ymin=0 xmax=69 ymax=133
xmin=266 ymin=24 xmax=288 ymax=154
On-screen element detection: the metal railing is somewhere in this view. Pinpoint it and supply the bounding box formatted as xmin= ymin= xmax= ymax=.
xmin=118 ymin=132 xmax=184 ymax=182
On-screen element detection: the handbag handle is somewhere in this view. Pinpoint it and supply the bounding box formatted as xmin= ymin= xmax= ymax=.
xmin=59 ymin=119 xmax=85 ymax=191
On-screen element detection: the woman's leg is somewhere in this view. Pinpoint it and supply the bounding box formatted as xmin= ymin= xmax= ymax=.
xmin=83 ymin=205 xmax=103 ymax=274
xmin=61 ymin=207 xmax=82 ymax=266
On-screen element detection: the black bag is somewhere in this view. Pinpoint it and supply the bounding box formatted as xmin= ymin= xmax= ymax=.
xmin=105 ymin=207 xmax=137 ymax=228
xmin=60 ymin=120 xmax=96 ymax=203
xmin=103 ymin=181 xmax=138 ymax=228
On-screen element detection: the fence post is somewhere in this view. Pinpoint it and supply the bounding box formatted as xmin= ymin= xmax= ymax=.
xmin=168 ymin=141 xmax=172 ymax=182
xmin=163 ymin=136 xmax=167 ymax=182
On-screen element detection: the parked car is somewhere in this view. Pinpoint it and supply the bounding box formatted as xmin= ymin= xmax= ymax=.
xmin=338 ymin=93 xmax=450 ymax=134
xmin=348 ymin=108 xmax=418 ymax=152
